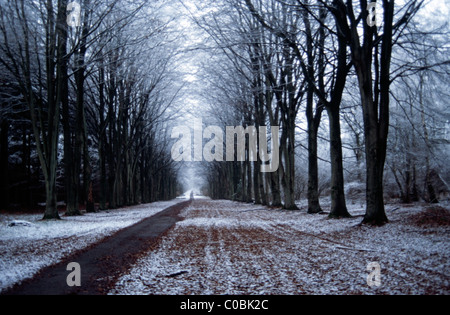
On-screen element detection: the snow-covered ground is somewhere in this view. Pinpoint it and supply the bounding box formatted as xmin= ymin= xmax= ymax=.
xmin=0 ymin=199 xmax=185 ymax=293
xmin=1 ymin=195 xmax=448 ymax=295
xmin=111 ymin=199 xmax=450 ymax=295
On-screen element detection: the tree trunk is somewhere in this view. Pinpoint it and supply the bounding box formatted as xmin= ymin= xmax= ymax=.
xmin=259 ymin=170 xmax=268 ymax=205
xmin=98 ymin=139 xmax=107 ymax=209
xmin=75 ymin=0 xmax=94 ymax=213
xmin=246 ymin=159 xmax=252 ymax=203
xmin=331 ymin=0 xmax=396 ymax=226
xmin=264 ymin=79 xmax=282 ymax=207
xmin=84 ymin=122 xmax=94 ymax=212
xmin=363 ymin=133 xmax=389 ymax=225
xmin=62 ymin=100 xmax=80 ymax=216
xmin=98 ymin=64 xmax=108 ymax=210
xmin=270 ymin=170 xmax=282 ymax=207
xmin=284 ymin=117 xmax=299 ymax=210
xmin=419 ymin=73 xmax=439 ymax=204
xmin=253 ymin=161 xmax=262 ymax=204
xmin=327 ymin=106 xmax=351 ymax=218
xmin=360 ymin=82 xmax=389 ymax=225
xmin=43 ymin=177 xmax=59 ymax=220
xmin=241 ymin=161 xmax=246 ymax=202
xmin=41 ymin=0 xmax=66 ymax=220
xmin=425 ymin=169 xmax=439 ymax=204
xmin=233 ymin=162 xmax=240 ymax=201
xmin=61 ymin=0 xmax=79 ymax=216
xmin=307 ymin=116 xmax=323 ymax=214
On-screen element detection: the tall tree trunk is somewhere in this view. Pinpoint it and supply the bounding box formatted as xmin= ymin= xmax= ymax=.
xmin=42 ymin=0 xmax=67 ymax=220
xmin=241 ymin=161 xmax=247 ymax=202
xmin=246 ymin=157 xmax=252 ymax=203
xmin=304 ymin=10 xmax=322 ymax=214
xmin=253 ymin=138 xmax=262 ymax=204
xmin=418 ymin=72 xmax=438 ymax=203
xmin=264 ymin=78 xmax=282 ymax=207
xmin=43 ymin=176 xmax=59 ymax=220
xmin=330 ymin=0 xmax=400 ymax=225
xmin=98 ymin=63 xmax=108 ymax=210
xmin=75 ymin=0 xmax=94 ymax=213
xmin=61 ymin=0 xmax=80 ymax=217
xmin=403 ymin=142 xmax=414 ymax=203
xmin=358 ymin=65 xmax=389 ymax=225
xmin=327 ymin=105 xmax=351 ymax=218
xmin=83 ymin=118 xmax=94 ymax=212
xmin=259 ymin=170 xmax=268 ymax=205
xmin=270 ymin=170 xmax=282 ymax=207
xmin=319 ymin=6 xmax=351 ymax=219
xmin=306 ymin=96 xmax=323 ymax=214
xmin=227 ymin=162 xmax=235 ymax=201
xmin=107 ymin=62 xmax=117 ymax=209
xmin=408 ymin=108 xmax=419 ymax=202
xmin=363 ymin=125 xmax=389 ymax=224
xmin=307 ymin=121 xmax=322 ymax=214
xmin=284 ymin=116 xmax=299 ymax=210
xmin=233 ymin=162 xmax=240 ymax=201
xmin=62 ymin=98 xmax=79 ymax=216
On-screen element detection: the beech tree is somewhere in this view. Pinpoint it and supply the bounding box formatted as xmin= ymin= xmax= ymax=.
xmin=243 ymin=0 xmax=353 ymax=216
xmin=327 ymin=0 xmax=424 ymax=225
xmin=194 ymin=0 xmax=304 ymax=208
xmin=0 ymin=0 xmax=181 ymax=217
xmin=0 ymin=0 xmax=71 ymax=219
xmin=84 ymin=0 xmax=182 ymax=208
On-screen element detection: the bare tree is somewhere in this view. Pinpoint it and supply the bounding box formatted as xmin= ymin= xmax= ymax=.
xmin=0 ymin=0 xmax=73 ymax=219
xmin=327 ymin=0 xmax=424 ymax=225
xmin=0 ymin=0 xmax=182 ymax=217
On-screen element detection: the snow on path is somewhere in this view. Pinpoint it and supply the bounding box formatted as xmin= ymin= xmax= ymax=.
xmin=0 ymin=199 xmax=185 ymax=293
xmin=111 ymin=200 xmax=450 ymax=295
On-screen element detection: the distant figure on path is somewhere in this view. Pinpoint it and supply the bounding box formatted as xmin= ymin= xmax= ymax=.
xmin=190 ymin=191 xmax=194 ymax=200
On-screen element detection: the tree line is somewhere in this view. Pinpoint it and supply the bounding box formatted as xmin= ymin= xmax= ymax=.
xmin=0 ymin=0 xmax=182 ymax=219
xmin=0 ymin=0 xmax=448 ymax=224
xmin=195 ymin=0 xmax=449 ymax=225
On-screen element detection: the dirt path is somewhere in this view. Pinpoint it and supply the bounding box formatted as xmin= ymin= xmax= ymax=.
xmin=2 ymin=200 xmax=191 ymax=295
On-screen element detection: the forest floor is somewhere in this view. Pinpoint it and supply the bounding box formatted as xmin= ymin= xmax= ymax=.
xmin=1 ymin=196 xmax=449 ymax=295
xmin=111 ymin=198 xmax=450 ymax=295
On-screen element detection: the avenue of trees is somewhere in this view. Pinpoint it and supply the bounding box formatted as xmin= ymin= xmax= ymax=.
xmin=0 ymin=0 xmax=448 ymax=226
xmin=194 ymin=0 xmax=449 ymax=225
xmin=0 ymin=0 xmax=182 ymax=219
